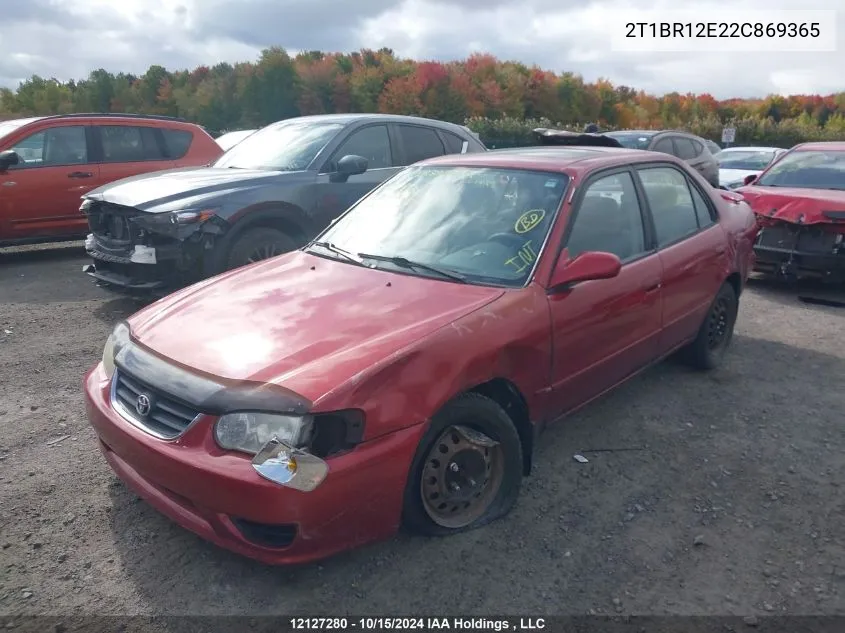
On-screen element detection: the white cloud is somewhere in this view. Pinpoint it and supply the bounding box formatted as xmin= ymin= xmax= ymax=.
xmin=1 ymin=0 xmax=842 ymax=98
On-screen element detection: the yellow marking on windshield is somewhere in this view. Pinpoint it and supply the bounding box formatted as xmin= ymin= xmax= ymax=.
xmin=504 ymin=240 xmax=537 ymax=274
xmin=514 ymin=209 xmax=546 ymax=234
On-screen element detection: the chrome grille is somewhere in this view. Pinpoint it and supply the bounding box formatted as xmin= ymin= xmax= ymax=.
xmin=110 ymin=369 xmax=201 ymax=439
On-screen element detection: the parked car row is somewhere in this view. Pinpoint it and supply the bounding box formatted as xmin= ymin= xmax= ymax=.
xmin=3 ymin=109 xmax=840 ymax=566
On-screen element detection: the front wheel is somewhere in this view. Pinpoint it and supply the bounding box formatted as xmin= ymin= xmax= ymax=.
xmin=681 ymin=282 xmax=738 ymax=370
xmin=225 ymin=227 xmax=296 ymax=270
xmin=402 ymin=393 xmax=523 ymax=537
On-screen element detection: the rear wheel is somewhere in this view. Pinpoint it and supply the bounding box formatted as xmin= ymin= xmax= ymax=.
xmin=682 ymin=282 xmax=738 ymax=370
xmin=225 ymin=228 xmax=296 ymax=270
xmin=402 ymin=393 xmax=523 ymax=536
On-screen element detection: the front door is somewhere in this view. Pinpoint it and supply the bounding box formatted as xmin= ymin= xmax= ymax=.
xmin=0 ymin=124 xmax=99 ymax=242
xmin=311 ymin=123 xmax=403 ymax=231
xmin=546 ymin=169 xmax=664 ymax=416
xmin=93 ymin=124 xmax=176 ymax=188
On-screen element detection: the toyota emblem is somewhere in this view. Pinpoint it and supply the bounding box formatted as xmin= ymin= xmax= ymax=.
xmin=135 ymin=394 xmax=152 ymax=417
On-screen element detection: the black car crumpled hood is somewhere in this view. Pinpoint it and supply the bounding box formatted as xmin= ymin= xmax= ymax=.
xmin=86 ymin=166 xmax=302 ymax=212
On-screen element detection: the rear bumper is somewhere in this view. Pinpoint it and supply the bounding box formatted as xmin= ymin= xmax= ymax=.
xmin=84 ymin=364 xmax=425 ymax=564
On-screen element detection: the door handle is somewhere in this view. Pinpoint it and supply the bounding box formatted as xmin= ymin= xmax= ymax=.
xmin=67 ymin=171 xmax=93 ymax=179
xmin=643 ymin=282 xmax=662 ymax=293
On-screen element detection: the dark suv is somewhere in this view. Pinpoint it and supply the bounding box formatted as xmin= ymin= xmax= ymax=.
xmin=603 ymin=130 xmax=721 ymax=187
xmin=81 ymin=114 xmax=486 ymax=294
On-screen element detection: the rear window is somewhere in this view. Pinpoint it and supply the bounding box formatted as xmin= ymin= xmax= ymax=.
xmin=162 ymin=129 xmax=193 ymax=159
xmin=674 ymin=138 xmax=698 ymax=160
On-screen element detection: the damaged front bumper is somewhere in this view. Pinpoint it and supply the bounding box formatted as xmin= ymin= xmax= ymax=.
xmin=82 ymin=202 xmax=227 ymax=294
xmin=753 ymin=220 xmax=845 ymax=282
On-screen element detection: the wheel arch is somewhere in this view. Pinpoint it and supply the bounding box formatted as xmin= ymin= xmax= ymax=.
xmin=208 ymin=202 xmax=317 ymax=274
xmin=467 ymin=377 xmax=535 ymax=476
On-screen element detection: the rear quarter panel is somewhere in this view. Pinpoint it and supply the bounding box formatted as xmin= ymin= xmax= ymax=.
xmin=712 ymin=189 xmax=759 ymax=285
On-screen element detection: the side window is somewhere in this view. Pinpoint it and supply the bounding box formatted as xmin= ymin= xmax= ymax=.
xmin=565 ymin=172 xmax=646 ymax=262
xmin=100 ymin=125 xmax=166 ymax=162
xmin=673 ymin=137 xmax=698 ymax=160
xmin=691 ymin=139 xmax=704 ymax=156
xmin=10 ymin=126 xmax=88 ymax=168
xmin=398 ymin=125 xmax=445 ymax=165
xmin=689 ymin=183 xmax=716 ymax=228
xmin=652 ymin=137 xmax=674 ymax=155
xmin=441 ymin=131 xmax=467 ymax=155
xmin=334 ymin=125 xmax=392 ymax=169
xmin=161 ymin=129 xmax=193 ymax=159
xmin=638 ymin=167 xmax=700 ymax=246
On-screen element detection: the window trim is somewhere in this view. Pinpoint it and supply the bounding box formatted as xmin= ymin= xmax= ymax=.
xmin=555 ymin=165 xmax=656 ymax=270
xmin=394 ymin=123 xmax=446 ymax=166
xmin=633 ymin=161 xmax=720 ymax=251
xmin=318 ymin=122 xmax=395 ymax=174
xmin=6 ymin=124 xmax=94 ymax=170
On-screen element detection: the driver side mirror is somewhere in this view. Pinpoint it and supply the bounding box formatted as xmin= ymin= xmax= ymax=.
xmin=548 ymin=251 xmax=622 ymax=292
xmin=0 ymin=150 xmax=20 ymax=171
xmin=330 ymin=154 xmax=368 ymax=183
xmin=743 ymin=174 xmax=757 ymax=186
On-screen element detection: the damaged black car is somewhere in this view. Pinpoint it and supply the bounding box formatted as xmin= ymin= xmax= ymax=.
xmin=81 ymin=113 xmax=486 ymax=294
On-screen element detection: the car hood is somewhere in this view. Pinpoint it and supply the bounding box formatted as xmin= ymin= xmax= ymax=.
xmin=86 ymin=166 xmax=292 ymax=212
xmin=126 ymin=251 xmax=504 ymax=401
xmin=719 ymin=168 xmax=758 ymax=186
xmin=736 ymin=185 xmax=845 ymax=225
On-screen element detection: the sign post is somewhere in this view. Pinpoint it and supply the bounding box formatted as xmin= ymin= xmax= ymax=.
xmin=721 ymin=127 xmax=736 ymax=148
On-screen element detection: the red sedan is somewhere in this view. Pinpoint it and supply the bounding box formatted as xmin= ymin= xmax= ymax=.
xmin=84 ymin=145 xmax=758 ymax=564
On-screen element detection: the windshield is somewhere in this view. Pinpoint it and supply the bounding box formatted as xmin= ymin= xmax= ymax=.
xmin=755 ymin=149 xmax=845 ymax=190
xmin=214 ymin=121 xmax=343 ymax=171
xmin=310 ymin=165 xmax=569 ymax=287
xmin=0 ymin=118 xmax=40 ymax=143
xmin=605 ymin=132 xmax=654 ymax=150
xmin=718 ymin=150 xmax=776 ymax=171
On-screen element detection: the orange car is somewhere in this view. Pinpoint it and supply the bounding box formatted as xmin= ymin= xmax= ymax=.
xmin=0 ymin=114 xmax=222 ymax=246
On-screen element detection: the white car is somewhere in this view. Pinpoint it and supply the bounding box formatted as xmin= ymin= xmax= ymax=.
xmin=216 ymin=129 xmax=257 ymax=152
xmin=718 ymin=146 xmax=787 ymax=189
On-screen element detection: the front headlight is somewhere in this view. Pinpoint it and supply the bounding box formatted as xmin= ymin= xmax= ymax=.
xmin=214 ymin=412 xmax=314 ymax=455
xmin=102 ymin=322 xmax=131 ymax=379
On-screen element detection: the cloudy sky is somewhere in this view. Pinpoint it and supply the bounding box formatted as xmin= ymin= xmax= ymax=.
xmin=2 ymin=0 xmax=842 ymax=98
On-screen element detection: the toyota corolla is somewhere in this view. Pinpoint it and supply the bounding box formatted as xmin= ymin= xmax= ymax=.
xmin=84 ymin=145 xmax=758 ymax=564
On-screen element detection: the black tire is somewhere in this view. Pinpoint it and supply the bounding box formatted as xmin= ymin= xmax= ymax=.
xmin=402 ymin=392 xmax=523 ymax=537
xmin=225 ymin=227 xmax=297 ymax=270
xmin=681 ymin=282 xmax=738 ymax=370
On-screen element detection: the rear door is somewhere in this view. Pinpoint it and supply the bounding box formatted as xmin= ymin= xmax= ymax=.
xmin=546 ymin=169 xmax=664 ymax=415
xmin=311 ymin=123 xmax=402 ymax=229
xmin=674 ymin=136 xmax=716 ymax=184
xmin=0 ymin=123 xmax=99 ymax=242
xmin=92 ymin=124 xmax=176 ymax=189
xmin=635 ymin=163 xmax=727 ymax=354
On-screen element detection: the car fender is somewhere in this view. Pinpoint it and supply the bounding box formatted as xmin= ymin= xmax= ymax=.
xmin=313 ymin=287 xmax=552 ymax=443
xmin=204 ymin=202 xmax=317 ymax=275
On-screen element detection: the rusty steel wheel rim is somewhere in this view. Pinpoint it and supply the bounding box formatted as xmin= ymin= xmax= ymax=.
xmin=420 ymin=425 xmax=504 ymax=529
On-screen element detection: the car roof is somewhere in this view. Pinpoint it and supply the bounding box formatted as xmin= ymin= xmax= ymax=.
xmin=793 ymin=142 xmax=845 ymax=151
xmin=719 ymin=146 xmax=783 ymax=153
xmin=275 ymin=113 xmax=473 ymax=133
xmin=420 ymin=146 xmax=666 ymax=173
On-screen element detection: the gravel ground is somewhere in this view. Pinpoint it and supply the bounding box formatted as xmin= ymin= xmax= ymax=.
xmin=1 ymin=242 xmax=844 ymax=618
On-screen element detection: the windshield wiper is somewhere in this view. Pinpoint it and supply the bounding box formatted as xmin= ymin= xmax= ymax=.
xmin=310 ymin=241 xmax=363 ymax=264
xmin=357 ymin=253 xmax=467 ymax=283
